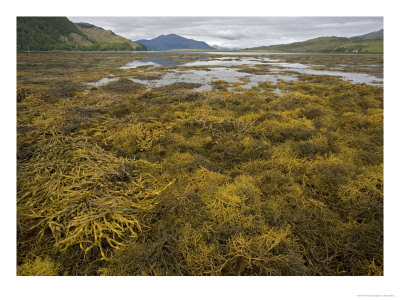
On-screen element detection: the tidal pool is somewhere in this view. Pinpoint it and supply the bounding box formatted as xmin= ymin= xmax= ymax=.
xmin=120 ymin=57 xmax=189 ymax=68
xmin=117 ymin=53 xmax=382 ymax=89
xmin=129 ymin=68 xmax=296 ymax=91
xmin=265 ymin=62 xmax=382 ymax=85
xmin=121 ymin=52 xmax=382 ymax=88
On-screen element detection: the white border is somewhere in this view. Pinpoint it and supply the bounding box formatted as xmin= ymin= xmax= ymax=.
xmin=2 ymin=1 xmax=399 ymax=299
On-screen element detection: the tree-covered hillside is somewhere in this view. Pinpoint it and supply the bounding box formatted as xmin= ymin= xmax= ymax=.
xmin=17 ymin=17 xmax=146 ymax=51
xmin=17 ymin=17 xmax=81 ymax=51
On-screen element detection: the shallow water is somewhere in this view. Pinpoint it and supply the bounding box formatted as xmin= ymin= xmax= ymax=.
xmin=138 ymin=51 xmax=301 ymax=56
xmin=276 ymin=67 xmax=382 ymax=84
xmin=120 ymin=57 xmax=189 ymax=68
xmin=121 ymin=56 xmax=277 ymax=69
xmin=121 ymin=54 xmax=381 ymax=85
xmin=129 ymin=68 xmax=296 ymax=91
xmin=265 ymin=62 xmax=382 ymax=84
xmin=182 ymin=56 xmax=278 ymax=67
xmin=84 ymin=53 xmax=383 ymax=91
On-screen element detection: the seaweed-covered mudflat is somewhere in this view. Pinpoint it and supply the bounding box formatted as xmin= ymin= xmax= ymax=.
xmin=17 ymin=51 xmax=383 ymax=275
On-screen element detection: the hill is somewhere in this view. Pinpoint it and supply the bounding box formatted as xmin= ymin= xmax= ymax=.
xmin=17 ymin=17 xmax=146 ymax=51
xmin=136 ymin=34 xmax=215 ymax=51
xmin=351 ymin=29 xmax=383 ymax=40
xmin=244 ymin=30 xmax=383 ymax=53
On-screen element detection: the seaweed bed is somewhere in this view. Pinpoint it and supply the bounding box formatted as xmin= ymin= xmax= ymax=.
xmin=17 ymin=52 xmax=383 ymax=276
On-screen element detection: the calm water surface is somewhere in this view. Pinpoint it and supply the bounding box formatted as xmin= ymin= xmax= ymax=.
xmin=94 ymin=52 xmax=383 ymax=91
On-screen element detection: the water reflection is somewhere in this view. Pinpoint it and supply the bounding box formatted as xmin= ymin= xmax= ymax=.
xmin=264 ymin=62 xmax=382 ymax=85
xmin=84 ymin=53 xmax=381 ymax=91
xmin=182 ymin=57 xmax=278 ymax=67
xmin=129 ymin=68 xmax=296 ymax=91
xmin=120 ymin=57 xmax=188 ymax=69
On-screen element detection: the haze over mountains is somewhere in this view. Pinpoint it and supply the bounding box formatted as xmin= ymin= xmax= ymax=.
xmin=136 ymin=34 xmax=215 ymax=51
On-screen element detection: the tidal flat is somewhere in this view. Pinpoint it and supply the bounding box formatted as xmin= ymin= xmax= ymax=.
xmin=17 ymin=51 xmax=383 ymax=275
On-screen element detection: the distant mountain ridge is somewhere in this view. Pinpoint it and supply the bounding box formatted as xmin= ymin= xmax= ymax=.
xmin=244 ymin=29 xmax=383 ymax=53
xmin=136 ymin=34 xmax=216 ymax=50
xmin=351 ymin=29 xmax=383 ymax=40
xmin=17 ymin=17 xmax=146 ymax=51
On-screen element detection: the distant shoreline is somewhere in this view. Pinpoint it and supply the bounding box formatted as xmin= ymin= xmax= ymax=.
xmin=17 ymin=50 xmax=383 ymax=55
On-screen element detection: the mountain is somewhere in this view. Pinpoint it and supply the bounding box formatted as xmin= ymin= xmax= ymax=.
xmin=351 ymin=29 xmax=383 ymax=40
xmin=244 ymin=30 xmax=383 ymax=53
xmin=74 ymin=22 xmax=146 ymax=50
xmin=136 ymin=34 xmax=215 ymax=51
xmin=17 ymin=17 xmax=146 ymax=51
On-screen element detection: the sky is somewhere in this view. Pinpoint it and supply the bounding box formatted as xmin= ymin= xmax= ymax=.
xmin=67 ymin=17 xmax=383 ymax=49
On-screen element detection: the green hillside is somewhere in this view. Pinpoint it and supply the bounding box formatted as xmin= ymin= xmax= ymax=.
xmin=74 ymin=23 xmax=146 ymax=50
xmin=17 ymin=17 xmax=146 ymax=51
xmin=245 ymin=36 xmax=383 ymax=53
xmin=351 ymin=29 xmax=383 ymax=40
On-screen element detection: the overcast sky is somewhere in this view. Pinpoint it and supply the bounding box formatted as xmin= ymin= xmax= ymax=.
xmin=67 ymin=17 xmax=383 ymax=48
